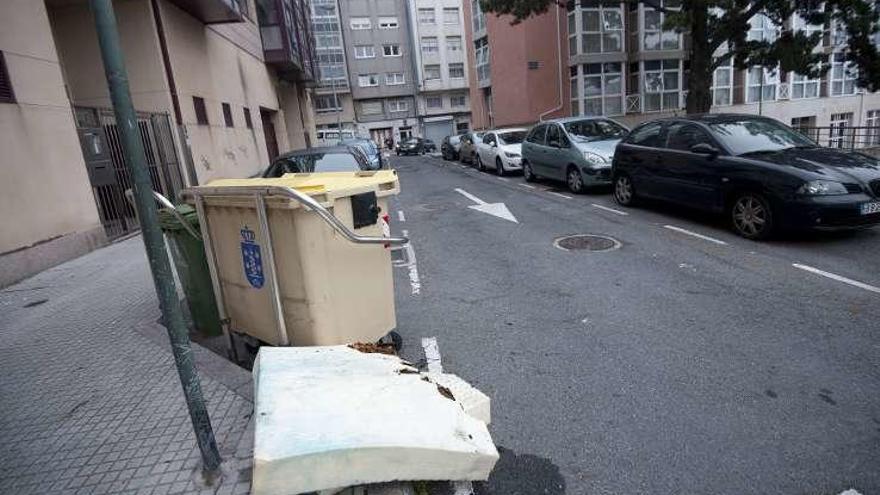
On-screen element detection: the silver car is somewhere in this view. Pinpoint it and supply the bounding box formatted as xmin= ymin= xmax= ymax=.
xmin=521 ymin=117 xmax=629 ymax=193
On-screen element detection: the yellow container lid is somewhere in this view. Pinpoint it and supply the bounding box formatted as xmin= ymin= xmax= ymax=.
xmin=203 ymin=170 xmax=399 ymax=198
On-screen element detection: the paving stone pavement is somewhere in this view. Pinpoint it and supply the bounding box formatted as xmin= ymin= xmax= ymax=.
xmin=0 ymin=237 xmax=254 ymax=495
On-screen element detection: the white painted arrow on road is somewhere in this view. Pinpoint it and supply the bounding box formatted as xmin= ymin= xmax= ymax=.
xmin=454 ymin=188 xmax=518 ymax=223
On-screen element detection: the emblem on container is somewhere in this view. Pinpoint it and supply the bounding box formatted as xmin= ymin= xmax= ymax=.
xmin=240 ymin=226 xmax=264 ymax=288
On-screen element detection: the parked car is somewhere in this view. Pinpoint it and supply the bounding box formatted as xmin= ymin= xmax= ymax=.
xmin=262 ymin=145 xmax=369 ymax=177
xmin=396 ymin=137 xmax=426 ymax=156
xmin=458 ymin=131 xmax=484 ymax=165
xmin=612 ymin=114 xmax=880 ymax=239
xmin=521 ymin=117 xmax=629 ymax=193
xmin=340 ymin=138 xmax=383 ymax=170
xmin=424 ymin=139 xmax=437 ymax=153
xmin=475 ymin=128 xmax=528 ymax=175
xmin=441 ymin=134 xmax=464 ymax=160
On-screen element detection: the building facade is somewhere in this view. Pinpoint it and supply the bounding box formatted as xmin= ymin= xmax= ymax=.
xmin=467 ymin=0 xmax=880 ymax=141
xmin=409 ymin=0 xmax=472 ymax=143
xmin=1 ymin=0 xmax=317 ymax=287
xmin=338 ymin=0 xmax=420 ymax=145
xmin=311 ymin=0 xmax=357 ymax=138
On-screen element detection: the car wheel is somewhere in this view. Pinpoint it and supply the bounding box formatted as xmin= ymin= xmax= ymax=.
xmin=731 ymin=192 xmax=775 ymax=240
xmin=496 ymin=158 xmax=505 ymax=176
xmin=613 ymin=174 xmax=636 ymax=206
xmin=523 ymin=161 xmax=536 ymax=182
xmin=476 ymin=156 xmax=484 ymax=171
xmin=566 ymin=167 xmax=584 ymax=194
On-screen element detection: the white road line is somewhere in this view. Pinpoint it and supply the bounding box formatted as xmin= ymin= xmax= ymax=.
xmin=421 ymin=336 xmax=443 ymax=374
xmin=591 ymin=203 xmax=628 ymax=216
xmin=401 ymin=229 xmax=421 ymax=295
xmin=397 ymin=210 xmax=406 ymax=222
xmin=792 ymin=264 xmax=880 ymax=294
xmin=663 ymin=225 xmax=728 ymax=245
xmin=549 ymin=191 xmax=573 ymax=200
xmin=496 ymin=177 xmax=510 ymax=182
xmin=518 ymin=183 xmax=536 ymax=189
xmin=454 ymin=188 xmax=486 ymax=205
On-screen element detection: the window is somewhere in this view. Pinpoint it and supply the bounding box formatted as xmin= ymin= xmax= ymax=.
xmin=626 ymin=122 xmax=664 ymax=147
xmin=791 ymin=73 xmax=819 ymax=99
xmin=421 ymin=37 xmax=439 ymax=54
xmin=358 ymin=74 xmax=379 ymax=87
xmin=568 ymin=11 xmax=577 ymax=56
xmin=831 ymin=53 xmax=858 ymax=96
xmin=865 ymin=111 xmax=880 ymax=145
xmin=350 ymin=17 xmax=371 ymax=30
xmin=388 ymin=99 xmax=408 ymax=113
xmin=444 ymin=7 xmax=460 ymax=25
xmin=385 ymin=72 xmax=405 ymax=85
xmin=747 ymin=14 xmax=778 ymax=43
xmin=456 ymin=122 xmax=470 ymax=133
xmin=830 ymin=112 xmax=853 ymax=148
xmin=577 ymin=62 xmax=623 ymax=116
xmin=354 ymin=45 xmax=375 ymax=59
xmin=791 ymin=116 xmax=818 ymax=141
xmin=666 ymin=123 xmax=714 ymax=152
xmin=451 ymin=94 xmax=467 ymax=107
xmin=527 ymin=124 xmax=547 ymax=145
xmin=378 ymin=17 xmax=399 ymax=29
xmin=579 ymin=3 xmax=623 ymax=54
xmin=448 ymin=63 xmax=465 ymax=79
xmin=383 ymin=44 xmax=401 ymax=57
xmin=644 ymin=0 xmax=680 ymax=50
xmin=447 ymin=36 xmax=463 ymax=52
xmin=426 ymin=96 xmax=443 ymax=108
xmin=546 ymin=124 xmax=562 ymax=146
xmin=424 ymin=65 xmax=442 ymax=80
xmin=746 ymin=67 xmax=778 ymax=103
xmin=472 ymin=0 xmax=486 ymax=32
xmin=0 ymin=51 xmax=15 ymax=103
xmin=193 ymin=96 xmax=208 ymax=125
xmin=419 ymin=8 xmax=436 ymax=24
xmin=482 ymin=133 xmax=496 ymax=145
xmin=361 ymin=100 xmax=383 ymax=115
xmin=315 ymin=34 xmax=341 ymax=49
xmin=793 ymin=13 xmax=823 ymax=47
xmin=243 ymin=107 xmax=253 ymax=129
xmin=315 ymin=94 xmax=342 ymax=113
xmin=644 ymin=60 xmax=680 ymax=111
xmin=711 ymin=59 xmax=732 ymax=106
xmin=222 ymin=102 xmax=234 ymax=127
xmin=475 ymin=37 xmax=490 ymax=82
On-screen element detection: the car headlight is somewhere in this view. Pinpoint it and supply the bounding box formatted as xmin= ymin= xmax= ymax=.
xmin=504 ymin=151 xmax=521 ymax=158
xmin=583 ymin=151 xmax=607 ymax=166
xmin=797 ymin=180 xmax=849 ymax=196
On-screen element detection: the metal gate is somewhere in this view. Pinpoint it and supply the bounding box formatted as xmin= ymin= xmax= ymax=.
xmin=75 ymin=107 xmax=184 ymax=240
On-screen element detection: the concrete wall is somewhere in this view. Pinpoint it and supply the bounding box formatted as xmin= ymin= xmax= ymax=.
xmin=0 ymin=0 xmax=105 ymax=287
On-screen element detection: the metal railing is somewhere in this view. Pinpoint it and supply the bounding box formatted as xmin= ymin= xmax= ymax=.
xmin=797 ymin=126 xmax=880 ymax=151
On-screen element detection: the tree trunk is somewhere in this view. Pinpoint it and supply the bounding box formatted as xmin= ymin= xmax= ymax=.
xmin=685 ymin=1 xmax=713 ymax=114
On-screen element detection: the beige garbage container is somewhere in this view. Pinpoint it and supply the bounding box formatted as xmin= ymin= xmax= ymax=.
xmin=185 ymin=171 xmax=402 ymax=347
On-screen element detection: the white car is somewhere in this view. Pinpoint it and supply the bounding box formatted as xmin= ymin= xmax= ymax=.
xmin=475 ymin=128 xmax=528 ymax=176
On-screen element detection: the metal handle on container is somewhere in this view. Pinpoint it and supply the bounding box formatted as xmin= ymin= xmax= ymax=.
xmin=124 ymin=189 xmax=202 ymax=241
xmin=181 ymin=184 xmax=409 ymax=246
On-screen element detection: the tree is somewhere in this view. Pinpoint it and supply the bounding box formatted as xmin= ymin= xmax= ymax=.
xmin=478 ymin=0 xmax=880 ymax=114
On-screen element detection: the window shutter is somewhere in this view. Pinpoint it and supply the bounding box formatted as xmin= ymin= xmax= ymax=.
xmin=0 ymin=51 xmax=15 ymax=104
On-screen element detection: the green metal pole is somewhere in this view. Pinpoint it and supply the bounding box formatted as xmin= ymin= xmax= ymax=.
xmin=88 ymin=0 xmax=222 ymax=475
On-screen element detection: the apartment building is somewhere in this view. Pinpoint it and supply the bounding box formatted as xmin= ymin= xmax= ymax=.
xmin=409 ymin=0 xmax=472 ymax=142
xmin=338 ymin=0 xmax=420 ymax=145
xmin=467 ymin=0 xmax=880 ymax=138
xmin=1 ymin=0 xmax=317 ymax=287
xmin=311 ymin=0 xmax=357 ymax=136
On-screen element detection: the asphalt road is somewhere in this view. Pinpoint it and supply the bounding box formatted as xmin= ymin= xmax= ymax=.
xmin=387 ymin=154 xmax=880 ymax=495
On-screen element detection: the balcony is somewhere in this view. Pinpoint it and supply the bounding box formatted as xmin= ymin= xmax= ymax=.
xmin=167 ymin=0 xmax=245 ymax=24
xmin=257 ymin=0 xmax=317 ymax=84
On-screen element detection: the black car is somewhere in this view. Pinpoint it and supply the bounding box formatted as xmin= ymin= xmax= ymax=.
xmin=262 ymin=145 xmax=370 ymax=177
xmin=424 ymin=139 xmax=437 ymax=153
xmin=441 ymin=134 xmax=463 ymax=160
xmin=612 ymin=114 xmax=880 ymax=239
xmin=396 ymin=137 xmax=426 ymax=156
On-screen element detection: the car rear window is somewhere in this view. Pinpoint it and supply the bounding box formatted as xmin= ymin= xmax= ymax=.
xmin=499 ymin=131 xmax=526 ymax=145
xmin=265 ymin=152 xmax=362 ymax=177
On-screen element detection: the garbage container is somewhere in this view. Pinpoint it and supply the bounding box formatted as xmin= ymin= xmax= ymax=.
xmin=158 ymin=204 xmax=223 ymax=336
xmin=185 ymin=170 xmax=401 ymax=347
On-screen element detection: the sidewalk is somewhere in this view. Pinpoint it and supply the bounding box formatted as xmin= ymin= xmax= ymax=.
xmin=0 ymin=237 xmax=254 ymax=495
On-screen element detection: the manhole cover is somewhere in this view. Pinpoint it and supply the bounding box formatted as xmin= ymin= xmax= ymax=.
xmin=554 ymin=234 xmax=621 ymax=252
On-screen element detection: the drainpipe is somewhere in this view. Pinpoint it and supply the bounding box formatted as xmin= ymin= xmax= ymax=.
xmin=539 ymin=4 xmax=564 ymax=121
xmin=89 ymin=0 xmax=222 ymax=478
xmin=403 ymin=0 xmax=423 ymax=136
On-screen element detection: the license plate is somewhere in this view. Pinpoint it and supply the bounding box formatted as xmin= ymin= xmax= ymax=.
xmin=861 ymin=202 xmax=880 ymax=215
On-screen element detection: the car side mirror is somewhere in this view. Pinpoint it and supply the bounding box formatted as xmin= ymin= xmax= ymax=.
xmin=491 ymin=142 xmax=498 ymax=148
xmin=690 ymin=143 xmax=719 ymax=156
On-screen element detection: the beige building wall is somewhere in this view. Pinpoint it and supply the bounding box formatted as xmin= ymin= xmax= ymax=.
xmin=0 ymin=0 xmax=105 ymax=287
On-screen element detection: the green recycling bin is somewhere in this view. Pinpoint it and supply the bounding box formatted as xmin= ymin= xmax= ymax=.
xmin=158 ymin=205 xmax=222 ymax=336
